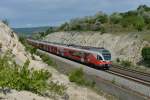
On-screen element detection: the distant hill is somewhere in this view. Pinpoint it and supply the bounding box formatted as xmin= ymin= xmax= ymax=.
xmin=13 ymin=26 xmax=50 ymax=37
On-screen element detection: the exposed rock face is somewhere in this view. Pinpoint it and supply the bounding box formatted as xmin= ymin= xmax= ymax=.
xmin=45 ymin=32 xmax=150 ymax=64
xmin=0 ymin=21 xmax=28 ymax=65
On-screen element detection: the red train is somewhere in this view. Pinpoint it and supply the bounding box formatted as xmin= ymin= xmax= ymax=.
xmin=27 ymin=39 xmax=112 ymax=69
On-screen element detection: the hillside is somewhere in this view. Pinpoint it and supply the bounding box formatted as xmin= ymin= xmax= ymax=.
xmin=13 ymin=26 xmax=49 ymax=36
xmin=0 ymin=21 xmax=114 ymax=100
xmin=53 ymin=5 xmax=150 ymax=33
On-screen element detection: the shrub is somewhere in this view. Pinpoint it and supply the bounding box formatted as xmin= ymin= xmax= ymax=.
xmin=116 ymin=58 xmax=120 ymax=63
xmin=0 ymin=52 xmax=66 ymax=96
xmin=19 ymin=37 xmax=37 ymax=55
xmin=134 ymin=16 xmax=145 ymax=31
xmin=69 ymin=68 xmax=95 ymax=87
xmin=0 ymin=53 xmax=51 ymax=94
xmin=95 ymin=12 xmax=108 ymax=23
xmin=38 ymin=53 xmax=56 ymax=67
xmin=48 ymin=81 xmax=67 ymax=96
xmin=69 ymin=68 xmax=86 ymax=85
xmin=111 ymin=78 xmax=116 ymax=84
xmin=69 ymin=68 xmax=96 ymax=88
xmin=121 ymin=15 xmax=145 ymax=31
xmin=100 ymin=26 xmax=106 ymax=33
xmin=142 ymin=47 xmax=150 ymax=66
xmin=120 ymin=60 xmax=131 ymax=67
xmin=110 ymin=13 xmax=122 ymax=24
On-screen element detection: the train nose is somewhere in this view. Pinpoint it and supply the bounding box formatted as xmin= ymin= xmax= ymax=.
xmin=104 ymin=64 xmax=111 ymax=70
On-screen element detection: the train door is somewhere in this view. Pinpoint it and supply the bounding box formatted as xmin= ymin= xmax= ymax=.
xmin=81 ymin=52 xmax=85 ymax=62
xmin=59 ymin=48 xmax=64 ymax=56
xmin=84 ymin=53 xmax=90 ymax=63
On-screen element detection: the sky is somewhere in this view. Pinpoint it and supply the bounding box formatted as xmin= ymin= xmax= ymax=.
xmin=0 ymin=0 xmax=150 ymax=28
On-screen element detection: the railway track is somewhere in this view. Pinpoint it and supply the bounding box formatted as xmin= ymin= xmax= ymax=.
xmin=107 ymin=66 xmax=150 ymax=86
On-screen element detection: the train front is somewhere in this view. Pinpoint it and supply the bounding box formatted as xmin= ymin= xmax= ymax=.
xmin=97 ymin=49 xmax=112 ymax=69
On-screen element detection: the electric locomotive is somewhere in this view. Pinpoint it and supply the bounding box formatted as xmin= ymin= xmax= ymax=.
xmin=27 ymin=39 xmax=112 ymax=69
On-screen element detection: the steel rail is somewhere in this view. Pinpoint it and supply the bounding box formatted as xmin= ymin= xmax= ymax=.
xmin=108 ymin=67 xmax=150 ymax=86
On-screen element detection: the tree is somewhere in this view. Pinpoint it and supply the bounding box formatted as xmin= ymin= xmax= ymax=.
xmin=137 ymin=5 xmax=150 ymax=12
xmin=133 ymin=16 xmax=145 ymax=31
xmin=94 ymin=11 xmax=108 ymax=23
xmin=90 ymin=20 xmax=101 ymax=31
xmin=110 ymin=13 xmax=122 ymax=24
xmin=121 ymin=15 xmax=145 ymax=31
xmin=142 ymin=11 xmax=150 ymax=24
xmin=59 ymin=22 xmax=69 ymax=31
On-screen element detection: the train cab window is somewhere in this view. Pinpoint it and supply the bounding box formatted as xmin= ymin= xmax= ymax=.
xmin=97 ymin=55 xmax=103 ymax=60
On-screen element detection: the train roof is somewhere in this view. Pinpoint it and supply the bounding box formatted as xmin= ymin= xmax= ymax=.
xmin=40 ymin=40 xmax=107 ymax=53
xmin=28 ymin=39 xmax=110 ymax=55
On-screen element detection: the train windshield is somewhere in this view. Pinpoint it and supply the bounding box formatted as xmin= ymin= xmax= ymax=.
xmin=97 ymin=55 xmax=103 ymax=60
xmin=102 ymin=50 xmax=111 ymax=61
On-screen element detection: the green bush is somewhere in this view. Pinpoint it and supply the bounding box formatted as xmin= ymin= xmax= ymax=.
xmin=100 ymin=26 xmax=106 ymax=33
xmin=69 ymin=68 xmax=95 ymax=87
xmin=0 ymin=53 xmax=51 ymax=94
xmin=0 ymin=52 xmax=66 ymax=96
xmin=142 ymin=47 xmax=150 ymax=64
xmin=37 ymin=53 xmax=56 ymax=67
xmin=116 ymin=58 xmax=120 ymax=63
xmin=95 ymin=12 xmax=108 ymax=24
xmin=69 ymin=68 xmax=86 ymax=85
xmin=120 ymin=60 xmax=131 ymax=67
xmin=110 ymin=13 xmax=122 ymax=24
xmin=48 ymin=81 xmax=67 ymax=96
xmin=19 ymin=37 xmax=37 ymax=55
xmin=121 ymin=15 xmax=145 ymax=31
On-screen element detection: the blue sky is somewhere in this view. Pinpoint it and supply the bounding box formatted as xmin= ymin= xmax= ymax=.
xmin=0 ymin=0 xmax=150 ymax=28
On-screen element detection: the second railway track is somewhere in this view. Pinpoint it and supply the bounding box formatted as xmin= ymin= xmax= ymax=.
xmin=107 ymin=66 xmax=150 ymax=86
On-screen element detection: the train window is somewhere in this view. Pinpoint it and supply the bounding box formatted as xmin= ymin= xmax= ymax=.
xmin=97 ymin=55 xmax=103 ymax=60
xmin=72 ymin=52 xmax=81 ymax=57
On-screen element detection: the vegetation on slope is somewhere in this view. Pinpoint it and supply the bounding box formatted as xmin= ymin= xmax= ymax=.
xmin=0 ymin=51 xmax=50 ymax=95
xmin=25 ymin=5 xmax=150 ymax=42
xmin=0 ymin=51 xmax=66 ymax=96
xmin=34 ymin=4 xmax=149 ymax=38
xmin=142 ymin=47 xmax=150 ymax=67
xmin=69 ymin=68 xmax=95 ymax=87
xmin=56 ymin=5 xmax=150 ymax=32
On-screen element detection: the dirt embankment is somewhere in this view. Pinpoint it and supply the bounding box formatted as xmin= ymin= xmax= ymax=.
xmin=45 ymin=31 xmax=150 ymax=64
xmin=0 ymin=22 xmax=110 ymax=100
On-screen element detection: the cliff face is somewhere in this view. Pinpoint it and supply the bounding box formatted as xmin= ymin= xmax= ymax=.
xmin=0 ymin=21 xmax=28 ymax=65
xmin=45 ymin=31 xmax=150 ymax=64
